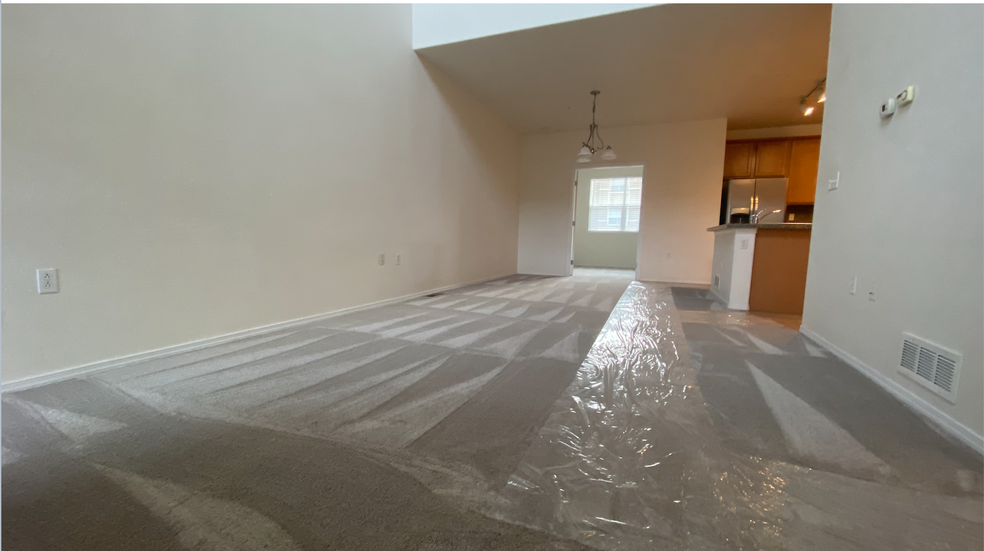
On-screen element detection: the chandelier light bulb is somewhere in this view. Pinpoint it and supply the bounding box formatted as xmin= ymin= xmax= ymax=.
xmin=576 ymin=145 xmax=593 ymax=163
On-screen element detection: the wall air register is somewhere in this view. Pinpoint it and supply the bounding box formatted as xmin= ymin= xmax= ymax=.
xmin=899 ymin=332 xmax=961 ymax=403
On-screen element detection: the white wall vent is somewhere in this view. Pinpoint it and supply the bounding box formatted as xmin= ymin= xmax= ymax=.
xmin=898 ymin=333 xmax=961 ymax=403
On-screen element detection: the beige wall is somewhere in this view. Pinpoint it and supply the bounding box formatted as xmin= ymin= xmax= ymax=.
xmin=517 ymin=119 xmax=726 ymax=281
xmin=802 ymin=5 xmax=983 ymax=447
xmin=1 ymin=5 xmax=521 ymax=384
xmin=573 ymin=166 xmax=643 ymax=269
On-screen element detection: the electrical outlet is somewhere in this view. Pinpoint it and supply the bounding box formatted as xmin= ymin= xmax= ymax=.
xmin=395 ymin=254 xmax=401 ymax=266
xmin=740 ymin=238 xmax=749 ymax=250
xmin=37 ymin=268 xmax=59 ymax=294
xmin=850 ymin=276 xmax=857 ymax=295
xmin=378 ymin=253 xmax=385 ymax=266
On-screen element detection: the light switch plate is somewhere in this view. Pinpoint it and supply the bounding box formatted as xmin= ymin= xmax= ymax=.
xmin=897 ymin=85 xmax=915 ymax=106
xmin=37 ymin=268 xmax=59 ymax=294
xmin=828 ymin=171 xmax=840 ymax=191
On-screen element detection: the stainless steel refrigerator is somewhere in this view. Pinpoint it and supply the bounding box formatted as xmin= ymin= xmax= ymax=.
xmin=726 ymin=178 xmax=788 ymax=224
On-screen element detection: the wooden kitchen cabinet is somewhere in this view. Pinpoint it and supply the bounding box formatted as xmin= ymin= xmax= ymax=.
xmin=753 ymin=140 xmax=791 ymax=177
xmin=723 ymin=142 xmax=755 ymax=178
xmin=723 ymin=136 xmax=822 ymax=205
xmin=748 ymin=228 xmax=812 ymax=315
xmin=786 ymin=138 xmax=822 ymax=205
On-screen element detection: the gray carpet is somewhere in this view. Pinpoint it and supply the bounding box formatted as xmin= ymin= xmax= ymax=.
xmin=2 ymin=272 xmax=632 ymax=550
xmin=682 ymin=310 xmax=984 ymax=493
xmin=669 ymin=285 xmax=722 ymax=311
xmin=4 ymin=274 xmax=982 ymax=550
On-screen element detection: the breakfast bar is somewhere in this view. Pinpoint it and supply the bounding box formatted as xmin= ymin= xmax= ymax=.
xmin=707 ymin=223 xmax=813 ymax=314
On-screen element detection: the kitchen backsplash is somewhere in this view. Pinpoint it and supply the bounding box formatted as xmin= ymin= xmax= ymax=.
xmin=785 ymin=204 xmax=814 ymax=223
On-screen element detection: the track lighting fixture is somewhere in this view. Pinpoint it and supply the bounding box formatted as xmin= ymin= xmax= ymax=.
xmin=800 ymin=78 xmax=826 ymax=116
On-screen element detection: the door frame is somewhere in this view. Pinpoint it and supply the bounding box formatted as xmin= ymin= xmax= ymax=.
xmin=568 ymin=162 xmax=648 ymax=279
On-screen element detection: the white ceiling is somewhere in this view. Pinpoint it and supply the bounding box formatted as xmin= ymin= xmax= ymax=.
xmin=412 ymin=4 xmax=653 ymax=49
xmin=416 ymin=4 xmax=832 ymax=133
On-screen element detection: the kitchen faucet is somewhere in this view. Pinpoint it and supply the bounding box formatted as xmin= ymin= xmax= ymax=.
xmin=750 ymin=208 xmax=782 ymax=224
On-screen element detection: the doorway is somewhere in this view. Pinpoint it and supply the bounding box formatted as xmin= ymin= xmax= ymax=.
xmin=572 ymin=165 xmax=644 ymax=274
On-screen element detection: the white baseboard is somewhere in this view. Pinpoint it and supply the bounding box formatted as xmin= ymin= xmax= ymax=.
xmin=1 ymin=272 xmax=514 ymax=394
xmin=638 ymin=278 xmax=712 ymax=286
xmin=573 ymin=265 xmax=637 ymax=270
xmin=799 ymin=325 xmax=984 ymax=455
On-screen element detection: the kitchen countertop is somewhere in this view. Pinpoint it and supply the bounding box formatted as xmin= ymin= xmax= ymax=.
xmin=707 ymin=223 xmax=812 ymax=232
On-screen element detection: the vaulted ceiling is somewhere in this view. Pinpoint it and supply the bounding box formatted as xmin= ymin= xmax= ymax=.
xmin=416 ymin=4 xmax=832 ymax=133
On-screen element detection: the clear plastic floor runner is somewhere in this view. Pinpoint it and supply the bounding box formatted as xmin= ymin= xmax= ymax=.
xmin=489 ymin=282 xmax=983 ymax=550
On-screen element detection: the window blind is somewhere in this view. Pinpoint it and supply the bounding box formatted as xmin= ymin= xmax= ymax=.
xmin=587 ymin=177 xmax=643 ymax=232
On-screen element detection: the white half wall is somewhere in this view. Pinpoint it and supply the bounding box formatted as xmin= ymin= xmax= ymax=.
xmin=1 ymin=5 xmax=521 ymax=384
xmin=802 ymin=5 xmax=984 ymax=442
xmin=710 ymin=229 xmax=756 ymax=310
xmin=411 ymin=4 xmax=654 ymax=50
xmin=517 ymin=119 xmax=727 ymax=282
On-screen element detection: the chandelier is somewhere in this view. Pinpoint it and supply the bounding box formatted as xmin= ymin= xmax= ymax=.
xmin=576 ymin=91 xmax=616 ymax=163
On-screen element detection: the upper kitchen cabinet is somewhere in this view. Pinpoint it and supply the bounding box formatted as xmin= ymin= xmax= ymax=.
xmin=786 ymin=138 xmax=822 ymax=204
xmin=722 ymin=136 xmax=822 ymax=205
xmin=723 ymin=142 xmax=755 ymax=178
xmin=753 ymin=140 xmax=791 ymax=177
